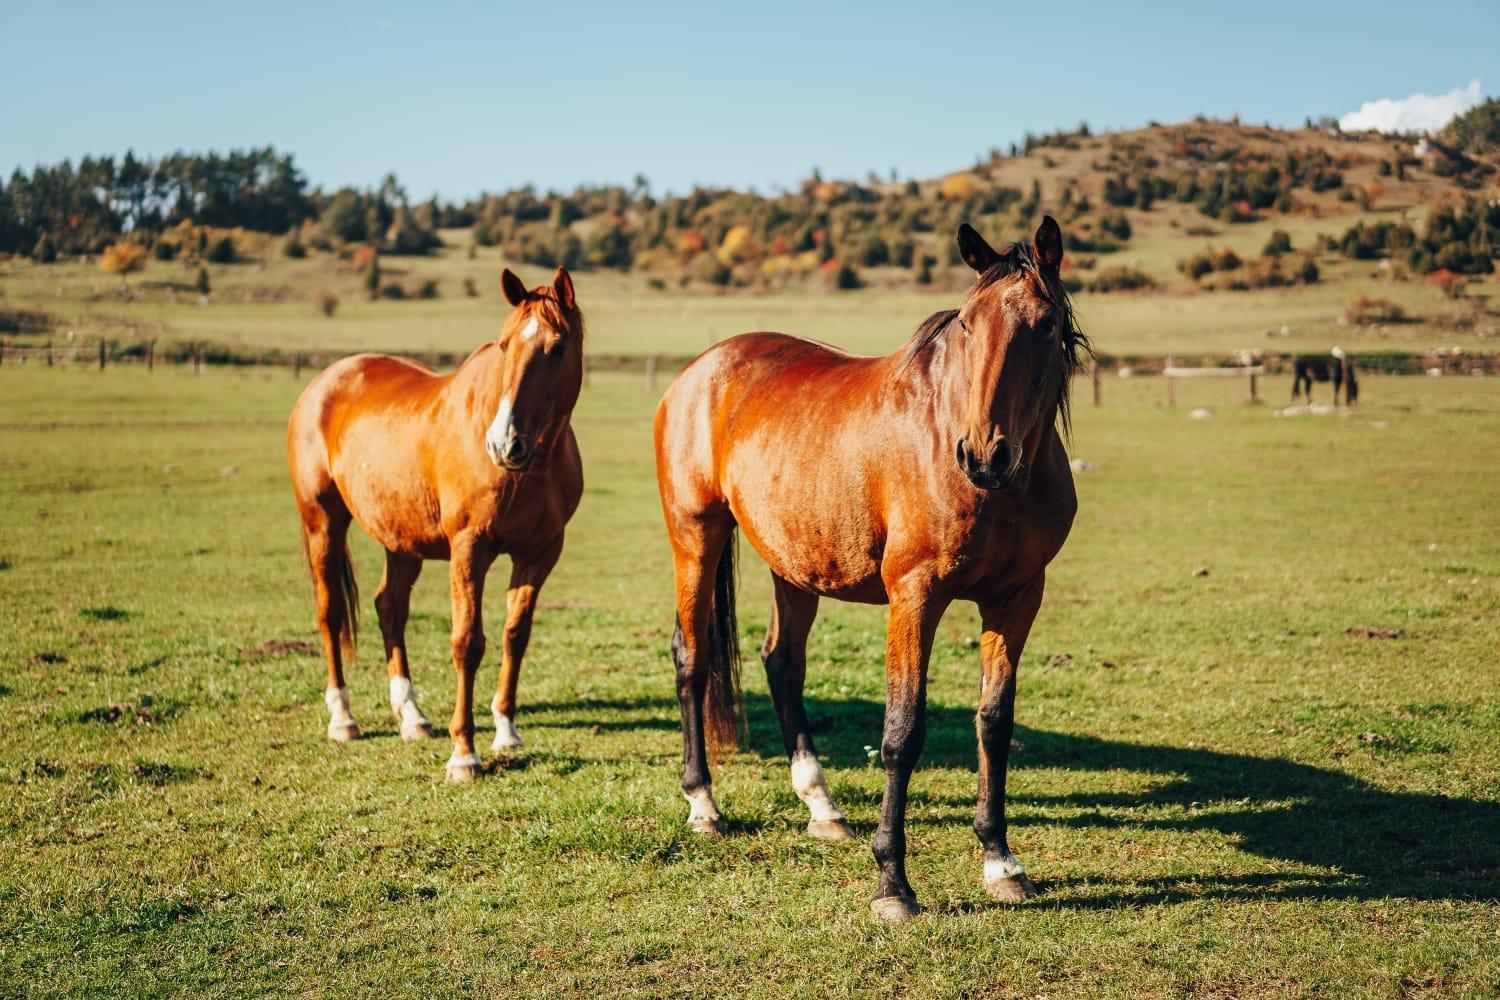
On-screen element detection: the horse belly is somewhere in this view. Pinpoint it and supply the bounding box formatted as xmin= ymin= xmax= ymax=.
xmin=734 ymin=497 xmax=885 ymax=602
xmin=332 ymin=440 xmax=444 ymax=557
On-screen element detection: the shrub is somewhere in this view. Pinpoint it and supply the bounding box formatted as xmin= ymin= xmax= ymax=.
xmin=1262 ymin=230 xmax=1293 ymax=257
xmin=99 ymin=243 xmax=148 ymax=277
xmin=1085 ymin=266 xmax=1155 ymax=292
xmin=913 ymin=254 xmax=935 ymax=286
xmin=1296 ymin=256 xmax=1320 ymax=284
xmin=32 ymin=232 xmax=57 ymax=263
xmin=315 ymin=291 xmax=338 ymax=317
xmin=414 ymin=278 xmax=439 ymax=299
xmin=1099 ymin=210 xmax=1132 ymax=241
xmin=205 ymin=235 xmax=235 ymax=263
xmin=462 ymin=276 xmax=478 ymax=297
xmin=1345 ymin=295 xmax=1406 ymax=325
xmin=857 ymin=234 xmax=889 ymax=267
xmin=283 ymin=233 xmax=306 ymax=258
xmin=378 ymin=282 xmax=406 ymax=300
xmin=832 ymin=260 xmax=862 ymax=290
xmin=152 ymin=239 xmax=176 ymax=261
xmin=694 ymin=253 xmax=731 ymax=286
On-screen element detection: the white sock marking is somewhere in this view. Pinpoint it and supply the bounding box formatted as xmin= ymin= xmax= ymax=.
xmin=389 ymin=676 xmax=428 ymax=734
xmin=684 ymin=786 xmax=722 ymax=823
xmin=984 ymin=851 xmax=1027 ymax=883
xmin=446 ymin=749 xmax=483 ymax=771
xmin=490 ymin=694 xmax=524 ymax=749
xmin=484 ymin=393 xmax=513 ymax=465
xmin=790 ymin=750 xmax=845 ymax=823
xmin=324 ymin=685 xmax=357 ymax=736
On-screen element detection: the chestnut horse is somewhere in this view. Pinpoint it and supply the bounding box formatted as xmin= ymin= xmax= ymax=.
xmin=655 ymin=218 xmax=1088 ymax=921
xmin=287 ymin=266 xmax=583 ymax=781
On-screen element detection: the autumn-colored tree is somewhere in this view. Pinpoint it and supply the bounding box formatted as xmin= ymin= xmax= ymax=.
xmin=99 ymin=243 xmax=148 ymax=281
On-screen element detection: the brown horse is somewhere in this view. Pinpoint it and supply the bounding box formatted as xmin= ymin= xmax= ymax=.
xmin=1292 ymin=348 xmax=1359 ymax=406
xmin=654 ymin=218 xmax=1088 ymax=921
xmin=287 ymin=266 xmax=584 ymax=781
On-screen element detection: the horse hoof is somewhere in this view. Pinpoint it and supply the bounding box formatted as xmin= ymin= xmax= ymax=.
xmin=327 ymin=723 xmax=360 ymax=742
xmin=687 ymin=816 xmax=727 ymax=837
xmin=985 ymin=872 xmax=1039 ymax=903
xmin=869 ymin=895 xmax=923 ymax=923
xmin=444 ymin=753 xmax=483 ymax=783
xmin=490 ymin=728 xmax=524 ymax=752
xmin=807 ymin=818 xmax=856 ymax=842
xmin=400 ymin=721 xmax=432 ymax=742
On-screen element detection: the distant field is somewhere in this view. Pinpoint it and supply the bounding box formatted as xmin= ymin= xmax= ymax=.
xmin=1 ymin=220 xmax=1493 ymax=361
xmin=1 ymin=364 xmax=1496 ymax=996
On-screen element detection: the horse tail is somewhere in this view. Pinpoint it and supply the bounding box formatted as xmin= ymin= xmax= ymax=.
xmin=299 ymin=523 xmax=358 ymax=661
xmin=702 ymin=527 xmax=744 ymax=763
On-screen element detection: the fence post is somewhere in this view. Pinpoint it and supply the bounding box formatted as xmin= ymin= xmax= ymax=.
xmin=192 ymin=345 xmax=201 ymax=374
xmin=0 ymin=340 xmax=5 ymax=366
xmin=1091 ymin=360 xmax=1101 ymax=406
xmin=46 ymin=341 xmax=53 ymax=367
xmin=646 ymin=355 xmax=658 ymax=393
xmin=293 ymin=354 xmax=303 ymax=379
xmin=1248 ymin=370 xmax=1258 ymax=403
xmin=98 ymin=340 xmax=107 ymax=372
xmin=1164 ymin=351 xmax=1175 ymax=407
xmin=146 ymin=340 xmax=155 ymax=373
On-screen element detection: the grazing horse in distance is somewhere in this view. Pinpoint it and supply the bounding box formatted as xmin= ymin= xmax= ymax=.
xmin=654 ymin=218 xmax=1089 ymax=922
xmin=1292 ymin=348 xmax=1359 ymax=405
xmin=287 ymin=267 xmax=584 ymax=781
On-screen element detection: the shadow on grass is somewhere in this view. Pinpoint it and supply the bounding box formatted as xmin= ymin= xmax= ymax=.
xmin=527 ymin=690 xmax=1498 ymax=903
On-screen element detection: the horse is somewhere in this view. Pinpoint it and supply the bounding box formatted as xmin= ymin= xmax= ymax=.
xmin=287 ymin=266 xmax=584 ymax=782
xmin=1291 ymin=348 xmax=1358 ymax=406
xmin=653 ymin=217 xmax=1089 ymax=922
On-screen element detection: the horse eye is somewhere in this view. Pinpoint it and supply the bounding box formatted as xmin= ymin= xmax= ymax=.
xmin=958 ymin=318 xmax=970 ymax=333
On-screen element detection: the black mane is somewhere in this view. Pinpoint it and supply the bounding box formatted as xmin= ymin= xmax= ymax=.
xmin=901 ymin=240 xmax=1092 ymax=437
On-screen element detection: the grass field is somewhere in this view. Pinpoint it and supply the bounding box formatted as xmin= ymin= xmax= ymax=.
xmin=1 ymin=359 xmax=1496 ymax=997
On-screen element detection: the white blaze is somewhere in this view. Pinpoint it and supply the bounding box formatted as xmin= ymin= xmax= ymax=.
xmin=521 ymin=316 xmax=539 ymax=340
xmin=484 ymin=393 xmax=514 ymax=464
xmin=790 ymin=750 xmax=845 ymax=823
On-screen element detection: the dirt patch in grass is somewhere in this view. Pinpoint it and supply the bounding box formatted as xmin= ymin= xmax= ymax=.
xmin=240 ymin=638 xmax=319 ymax=661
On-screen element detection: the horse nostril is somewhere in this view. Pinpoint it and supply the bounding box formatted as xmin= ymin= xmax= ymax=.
xmin=993 ymin=438 xmax=1012 ymax=471
xmin=956 ymin=440 xmax=969 ymax=468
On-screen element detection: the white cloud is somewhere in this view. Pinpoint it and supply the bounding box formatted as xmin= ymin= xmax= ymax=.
xmin=1339 ymin=79 xmax=1483 ymax=134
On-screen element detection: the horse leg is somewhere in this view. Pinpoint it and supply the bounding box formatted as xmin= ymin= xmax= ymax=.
xmin=444 ymin=535 xmax=494 ymax=782
xmin=303 ymin=507 xmax=359 ymax=742
xmin=377 ymin=550 xmax=429 ymax=741
xmin=491 ymin=535 xmax=563 ymax=751
xmin=975 ymin=577 xmax=1045 ymax=903
xmin=762 ymin=575 xmax=851 ymax=841
xmin=869 ymin=579 xmax=945 ymax=923
xmin=669 ymin=515 xmax=734 ymax=835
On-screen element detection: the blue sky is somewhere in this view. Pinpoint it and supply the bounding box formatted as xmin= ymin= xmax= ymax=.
xmin=2 ymin=0 xmax=1496 ymax=199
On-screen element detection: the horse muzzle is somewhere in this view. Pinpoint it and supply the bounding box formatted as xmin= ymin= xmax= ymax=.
xmin=486 ymin=430 xmax=534 ymax=471
xmin=956 ymin=437 xmax=1022 ymax=490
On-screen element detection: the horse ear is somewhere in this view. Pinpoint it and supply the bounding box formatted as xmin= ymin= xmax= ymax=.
xmin=956 ymin=223 xmax=1001 ymax=273
xmin=554 ymin=266 xmax=576 ymax=310
xmin=501 ymin=268 xmax=528 ymax=307
xmin=1034 ymin=216 xmax=1064 ymax=271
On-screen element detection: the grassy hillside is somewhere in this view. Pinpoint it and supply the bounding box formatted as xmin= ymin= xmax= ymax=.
xmin=2 ymin=119 xmax=1496 ymax=362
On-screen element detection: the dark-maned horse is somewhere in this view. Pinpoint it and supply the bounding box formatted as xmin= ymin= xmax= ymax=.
xmin=654 ymin=218 xmax=1089 ymax=921
xmin=1292 ymin=348 xmax=1358 ymax=405
xmin=287 ymin=267 xmax=584 ymax=781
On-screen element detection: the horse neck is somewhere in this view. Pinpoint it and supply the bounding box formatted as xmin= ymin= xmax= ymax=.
xmin=450 ymin=342 xmax=505 ymax=430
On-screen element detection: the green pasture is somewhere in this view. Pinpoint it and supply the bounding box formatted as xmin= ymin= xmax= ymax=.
xmin=0 ymin=362 xmax=1497 ymax=997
